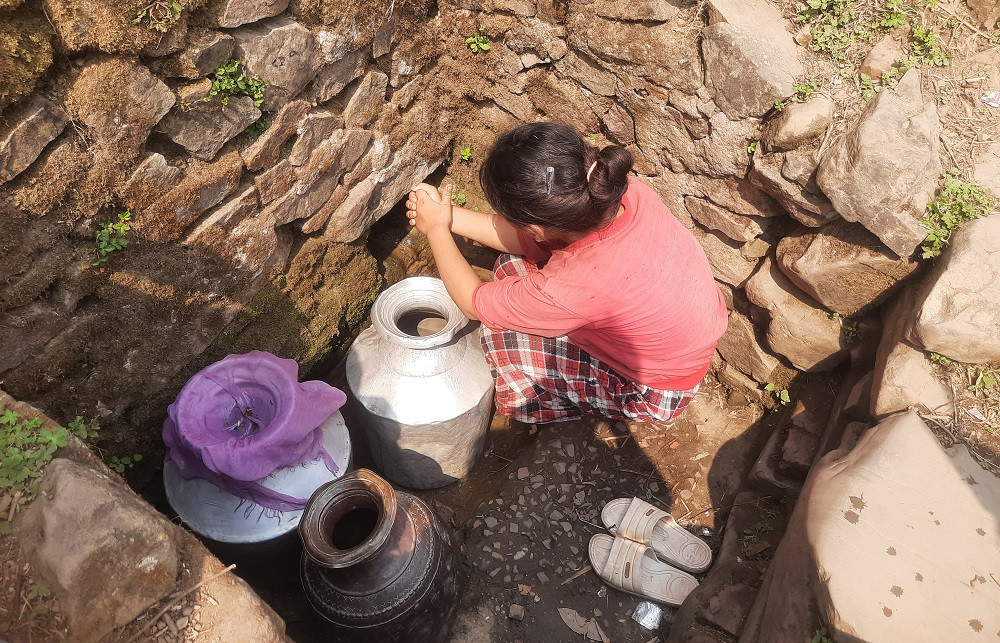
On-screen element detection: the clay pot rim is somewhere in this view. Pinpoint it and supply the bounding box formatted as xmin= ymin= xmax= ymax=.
xmin=299 ymin=469 xmax=397 ymax=568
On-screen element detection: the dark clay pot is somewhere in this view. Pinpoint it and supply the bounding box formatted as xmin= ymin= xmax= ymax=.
xmin=299 ymin=469 xmax=463 ymax=643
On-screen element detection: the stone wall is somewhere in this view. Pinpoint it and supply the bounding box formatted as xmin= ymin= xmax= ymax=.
xmin=2 ymin=0 xmax=999 ymax=497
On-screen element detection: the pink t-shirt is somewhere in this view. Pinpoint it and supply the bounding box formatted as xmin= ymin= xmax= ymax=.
xmin=472 ymin=177 xmax=728 ymax=391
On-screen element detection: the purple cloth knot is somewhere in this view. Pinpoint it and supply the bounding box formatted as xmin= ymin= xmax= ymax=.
xmin=164 ymin=351 xmax=347 ymax=511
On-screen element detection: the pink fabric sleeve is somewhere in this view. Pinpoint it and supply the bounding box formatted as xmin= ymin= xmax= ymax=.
xmin=515 ymin=230 xmax=552 ymax=265
xmin=472 ymin=274 xmax=590 ymax=338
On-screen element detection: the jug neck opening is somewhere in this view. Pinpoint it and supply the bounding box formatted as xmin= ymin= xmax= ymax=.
xmin=372 ymin=277 xmax=466 ymax=349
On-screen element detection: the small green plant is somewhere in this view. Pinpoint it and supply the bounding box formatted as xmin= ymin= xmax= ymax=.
xmin=928 ymin=352 xmax=952 ymax=366
xmin=0 ymin=410 xmax=96 ymax=534
xmin=741 ymin=521 xmax=774 ymax=544
xmin=969 ymin=369 xmax=998 ymax=396
xmin=796 ymin=0 xmax=863 ymax=62
xmin=92 ymin=210 xmax=132 ymax=266
xmin=109 ymin=453 xmax=143 ymax=474
xmin=843 ymin=321 xmax=860 ymax=344
xmin=811 ymin=627 xmax=834 ymax=643
xmin=210 ymin=60 xmax=266 ymax=110
xmin=747 ymin=128 xmax=761 ymax=156
xmin=585 ymin=133 xmax=598 ymax=140
xmin=453 ymin=191 xmax=468 ymax=206
xmin=764 ymin=382 xmax=791 ymax=405
xmin=774 ymin=100 xmax=786 ymax=112
xmin=245 ymin=119 xmax=269 ymax=138
xmin=858 ymin=72 xmax=878 ymax=100
xmin=465 ymin=25 xmax=491 ymax=54
xmin=877 ymin=0 xmax=908 ymax=29
xmin=910 ymin=26 xmax=950 ymax=66
xmin=921 ymin=170 xmax=996 ymax=258
xmin=460 ymin=146 xmax=473 ymax=162
xmin=133 ymin=0 xmax=183 ymax=32
xmin=793 ymin=77 xmax=821 ymax=102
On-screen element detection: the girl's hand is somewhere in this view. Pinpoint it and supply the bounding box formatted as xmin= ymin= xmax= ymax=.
xmin=407 ymin=183 xmax=454 ymax=236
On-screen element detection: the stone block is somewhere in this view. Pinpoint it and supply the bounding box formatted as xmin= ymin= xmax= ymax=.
xmin=66 ymin=57 xmax=175 ymax=150
xmin=0 ymin=93 xmax=68 ymax=184
xmin=715 ymin=310 xmax=780 ymax=383
xmin=342 ymin=70 xmax=389 ymax=129
xmin=203 ymin=0 xmax=289 ymax=28
xmin=288 ymin=111 xmax=344 ymax=166
xmin=745 ymin=257 xmax=849 ymax=372
xmin=18 ymin=459 xmax=178 ymax=642
xmin=860 ymin=33 xmax=907 ymax=80
xmin=778 ymin=426 xmax=819 ymax=479
xmin=152 ymin=29 xmax=235 ymax=78
xmin=908 ymin=216 xmax=1000 ymax=364
xmin=692 ymin=225 xmax=761 ymax=288
xmin=241 ymin=99 xmax=310 ymax=171
xmin=232 ymin=18 xmax=319 ymax=110
xmin=973 ymin=142 xmax=1000 ymax=200
xmin=255 ymin=159 xmax=296 ymax=204
xmin=702 ymin=21 xmax=802 ymax=119
xmin=685 ymin=196 xmax=767 ymax=243
xmin=310 ymin=48 xmax=368 ymax=103
xmin=762 ymin=96 xmax=833 ymax=151
xmin=701 ymin=582 xmax=757 ymax=636
xmin=157 ymin=95 xmax=261 ymax=161
xmin=775 ymin=219 xmax=918 ymax=316
xmin=749 ymin=151 xmax=838 ymax=228
xmin=816 ymin=69 xmax=940 ymax=257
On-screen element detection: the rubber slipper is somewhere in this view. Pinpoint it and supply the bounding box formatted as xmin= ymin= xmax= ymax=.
xmin=588 ymin=534 xmax=698 ymax=606
xmin=601 ymin=497 xmax=712 ymax=573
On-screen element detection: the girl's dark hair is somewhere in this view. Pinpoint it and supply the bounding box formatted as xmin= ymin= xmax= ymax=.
xmin=479 ymin=122 xmax=633 ymax=233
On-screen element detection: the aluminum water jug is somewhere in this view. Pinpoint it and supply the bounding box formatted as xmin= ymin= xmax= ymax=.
xmin=346 ymin=276 xmax=494 ymax=489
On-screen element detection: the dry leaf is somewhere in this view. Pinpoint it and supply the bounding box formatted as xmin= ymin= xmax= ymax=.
xmin=517 ymin=583 xmax=535 ymax=597
xmin=558 ymin=608 xmax=590 ymax=635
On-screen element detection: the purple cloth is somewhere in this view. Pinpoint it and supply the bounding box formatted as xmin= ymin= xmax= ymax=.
xmin=164 ymin=351 xmax=347 ymax=511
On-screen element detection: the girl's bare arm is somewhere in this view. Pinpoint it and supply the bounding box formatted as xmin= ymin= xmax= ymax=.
xmin=409 ymin=184 xmax=524 ymax=255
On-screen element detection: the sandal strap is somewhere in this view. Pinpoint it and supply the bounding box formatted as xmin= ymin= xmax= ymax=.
xmin=617 ymin=497 xmax=672 ymax=544
xmin=600 ymin=536 xmax=649 ymax=594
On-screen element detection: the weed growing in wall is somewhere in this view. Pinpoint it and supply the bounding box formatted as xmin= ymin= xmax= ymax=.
xmin=109 ymin=454 xmax=143 ymax=474
xmin=0 ymin=410 xmax=95 ymax=535
xmin=134 ymin=0 xmax=183 ymax=32
xmin=210 ymin=60 xmax=266 ymax=110
xmin=466 ymin=25 xmax=491 ymax=53
xmin=921 ymin=170 xmax=996 ymax=258
xmin=92 ymin=210 xmax=132 ymax=266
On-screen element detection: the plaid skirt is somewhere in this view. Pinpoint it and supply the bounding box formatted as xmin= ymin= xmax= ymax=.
xmin=479 ymin=254 xmax=699 ymax=424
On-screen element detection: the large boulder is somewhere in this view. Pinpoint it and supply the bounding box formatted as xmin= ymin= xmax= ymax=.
xmin=19 ymin=458 xmax=179 ymax=642
xmin=745 ymin=257 xmax=849 ymax=372
xmin=815 ymin=69 xmax=941 ymax=257
xmin=232 ymin=17 xmax=320 ymax=110
xmin=741 ymin=411 xmax=1000 ymax=642
xmin=776 ymin=220 xmax=918 ymax=316
xmin=907 ymin=215 xmax=1000 ymax=363
xmin=0 ymin=93 xmax=68 ymax=184
xmin=701 ymin=0 xmax=803 ymax=119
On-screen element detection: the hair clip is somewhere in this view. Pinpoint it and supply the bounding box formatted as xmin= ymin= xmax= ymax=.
xmin=545 ymin=166 xmax=554 ymax=195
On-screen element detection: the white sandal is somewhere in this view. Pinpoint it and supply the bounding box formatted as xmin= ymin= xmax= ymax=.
xmin=588 ymin=534 xmax=698 ymax=606
xmin=601 ymin=497 xmax=712 ymax=573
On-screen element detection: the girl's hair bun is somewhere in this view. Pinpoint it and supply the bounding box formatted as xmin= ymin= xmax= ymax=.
xmin=586 ymin=145 xmax=633 ymax=213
